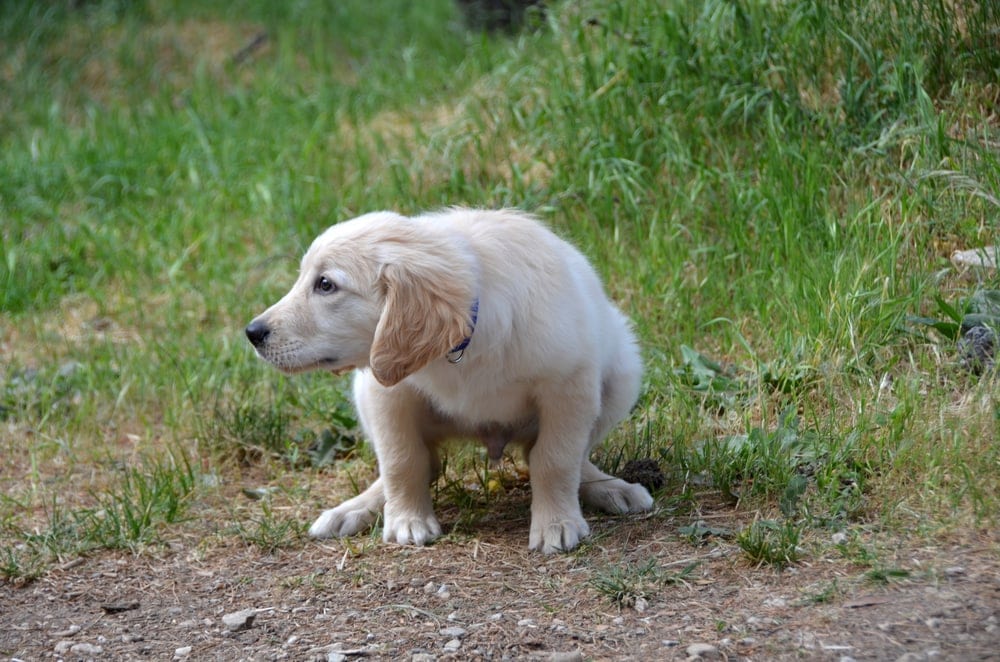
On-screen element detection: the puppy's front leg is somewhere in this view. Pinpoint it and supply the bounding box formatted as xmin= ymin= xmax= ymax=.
xmin=377 ymin=437 xmax=441 ymax=546
xmin=361 ymin=382 xmax=441 ymax=547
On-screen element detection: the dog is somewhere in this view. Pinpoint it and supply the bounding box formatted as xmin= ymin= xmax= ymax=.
xmin=246 ymin=208 xmax=653 ymax=553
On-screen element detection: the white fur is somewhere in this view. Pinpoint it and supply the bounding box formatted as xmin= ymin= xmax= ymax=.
xmin=247 ymin=208 xmax=653 ymax=553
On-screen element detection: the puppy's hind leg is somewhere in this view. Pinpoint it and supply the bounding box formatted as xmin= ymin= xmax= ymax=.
xmin=579 ymin=334 xmax=653 ymax=514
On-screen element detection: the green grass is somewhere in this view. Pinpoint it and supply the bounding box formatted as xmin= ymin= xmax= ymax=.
xmin=2 ymin=0 xmax=999 ymax=580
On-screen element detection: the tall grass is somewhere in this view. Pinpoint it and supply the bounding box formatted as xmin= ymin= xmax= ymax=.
xmin=1 ymin=0 xmax=997 ymax=576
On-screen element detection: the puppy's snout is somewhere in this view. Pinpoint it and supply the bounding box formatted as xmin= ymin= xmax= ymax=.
xmin=245 ymin=319 xmax=271 ymax=347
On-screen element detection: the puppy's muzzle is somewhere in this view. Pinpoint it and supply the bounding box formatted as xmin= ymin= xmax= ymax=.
xmin=245 ymin=319 xmax=271 ymax=348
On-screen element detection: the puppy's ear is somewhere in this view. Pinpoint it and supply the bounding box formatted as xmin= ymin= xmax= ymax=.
xmin=370 ymin=261 xmax=473 ymax=387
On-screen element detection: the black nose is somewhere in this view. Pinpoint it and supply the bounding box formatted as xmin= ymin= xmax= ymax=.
xmin=245 ymin=319 xmax=270 ymax=347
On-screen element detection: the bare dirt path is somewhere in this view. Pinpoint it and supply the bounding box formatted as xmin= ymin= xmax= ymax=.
xmin=3 ymin=510 xmax=998 ymax=661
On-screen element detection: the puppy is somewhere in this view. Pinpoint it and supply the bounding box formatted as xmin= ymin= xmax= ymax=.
xmin=246 ymin=208 xmax=653 ymax=553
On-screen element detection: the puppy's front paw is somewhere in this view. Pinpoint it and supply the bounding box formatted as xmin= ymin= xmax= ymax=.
xmin=528 ymin=511 xmax=590 ymax=554
xmin=382 ymin=509 xmax=442 ymax=546
xmin=308 ymin=500 xmax=380 ymax=539
xmin=581 ymin=478 xmax=654 ymax=514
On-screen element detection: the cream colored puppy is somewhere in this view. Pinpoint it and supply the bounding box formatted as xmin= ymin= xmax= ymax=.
xmin=246 ymin=208 xmax=653 ymax=553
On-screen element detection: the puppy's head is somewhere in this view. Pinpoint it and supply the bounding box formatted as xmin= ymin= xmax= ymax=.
xmin=246 ymin=212 xmax=476 ymax=387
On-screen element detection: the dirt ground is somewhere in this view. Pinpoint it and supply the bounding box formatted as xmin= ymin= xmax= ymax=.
xmin=3 ymin=490 xmax=998 ymax=662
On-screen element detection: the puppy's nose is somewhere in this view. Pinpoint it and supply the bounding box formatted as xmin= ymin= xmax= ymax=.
xmin=245 ymin=319 xmax=270 ymax=347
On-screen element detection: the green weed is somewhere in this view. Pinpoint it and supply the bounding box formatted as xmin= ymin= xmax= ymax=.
xmin=736 ymin=519 xmax=803 ymax=569
xmin=590 ymin=558 xmax=697 ymax=608
xmin=85 ymin=453 xmax=197 ymax=551
xmin=232 ymin=502 xmax=305 ymax=554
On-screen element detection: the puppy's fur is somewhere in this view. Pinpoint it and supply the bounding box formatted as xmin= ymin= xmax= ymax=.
xmin=246 ymin=208 xmax=653 ymax=553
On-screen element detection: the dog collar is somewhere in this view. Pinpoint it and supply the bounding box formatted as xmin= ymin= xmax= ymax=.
xmin=447 ymin=298 xmax=479 ymax=364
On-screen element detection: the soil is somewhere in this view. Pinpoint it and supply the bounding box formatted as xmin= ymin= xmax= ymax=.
xmin=3 ymin=492 xmax=998 ymax=662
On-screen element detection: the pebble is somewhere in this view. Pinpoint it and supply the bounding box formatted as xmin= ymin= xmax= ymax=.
xmin=222 ymin=608 xmax=257 ymax=632
xmin=686 ymin=642 xmax=721 ymax=659
xmin=174 ymin=646 xmax=192 ymax=658
xmin=51 ymin=625 xmax=81 ymax=637
xmin=439 ymin=626 xmax=467 ymax=638
xmin=443 ymin=638 xmax=461 ymax=652
xmin=951 ymin=246 xmax=998 ymax=270
xmin=327 ymin=653 xmax=347 ymax=662
xmin=412 ymin=654 xmax=436 ymax=662
xmin=547 ymin=652 xmax=583 ymax=662
xmin=70 ymin=643 xmax=104 ymax=656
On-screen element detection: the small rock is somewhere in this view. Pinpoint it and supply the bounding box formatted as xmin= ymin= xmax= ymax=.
xmin=52 ymin=625 xmax=82 ymax=637
xmin=412 ymin=653 xmax=436 ymax=662
xmin=174 ymin=646 xmax=192 ymax=658
xmin=547 ymin=652 xmax=583 ymax=662
xmin=443 ymin=638 xmax=461 ymax=652
xmin=439 ymin=626 xmax=467 ymax=638
xmin=436 ymin=584 xmax=451 ymax=599
xmin=686 ymin=642 xmax=721 ymax=659
xmin=831 ymin=532 xmax=848 ymax=545
xmin=634 ymin=597 xmax=648 ymax=613
xmin=943 ymin=566 xmax=966 ymax=578
xmin=222 ymin=608 xmax=257 ymax=632
xmin=327 ymin=653 xmax=347 ymax=662
xmin=951 ymin=246 xmax=998 ymax=270
xmin=54 ymin=641 xmax=74 ymax=655
xmin=70 ymin=643 xmax=104 ymax=656
xmin=58 ymin=361 xmax=82 ymax=378
xmin=517 ymin=618 xmax=536 ymax=628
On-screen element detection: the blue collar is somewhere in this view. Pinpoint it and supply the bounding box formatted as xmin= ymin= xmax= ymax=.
xmin=447 ymin=298 xmax=479 ymax=364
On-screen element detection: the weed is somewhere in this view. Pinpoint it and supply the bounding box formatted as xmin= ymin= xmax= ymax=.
xmin=866 ymin=567 xmax=911 ymax=585
xmin=737 ymin=519 xmax=803 ymax=569
xmin=232 ymin=502 xmax=304 ymax=554
xmin=85 ymin=453 xmax=197 ymax=551
xmin=590 ymin=558 xmax=696 ymax=608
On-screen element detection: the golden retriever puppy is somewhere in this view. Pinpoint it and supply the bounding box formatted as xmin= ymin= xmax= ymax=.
xmin=246 ymin=208 xmax=653 ymax=553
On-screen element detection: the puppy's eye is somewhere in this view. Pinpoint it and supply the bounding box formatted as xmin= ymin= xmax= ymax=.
xmin=314 ymin=276 xmax=337 ymax=293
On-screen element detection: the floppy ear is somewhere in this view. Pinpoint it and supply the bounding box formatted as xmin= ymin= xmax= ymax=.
xmin=370 ymin=260 xmax=474 ymax=387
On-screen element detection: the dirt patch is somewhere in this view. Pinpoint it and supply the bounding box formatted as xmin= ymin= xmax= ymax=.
xmin=3 ymin=505 xmax=998 ymax=661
